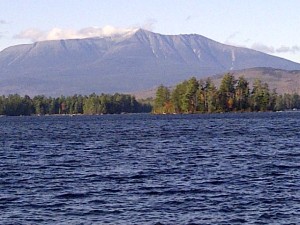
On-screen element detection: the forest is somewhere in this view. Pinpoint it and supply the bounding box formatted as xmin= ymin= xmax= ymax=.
xmin=0 ymin=93 xmax=152 ymax=116
xmin=2 ymin=73 xmax=300 ymax=116
xmin=153 ymin=73 xmax=300 ymax=114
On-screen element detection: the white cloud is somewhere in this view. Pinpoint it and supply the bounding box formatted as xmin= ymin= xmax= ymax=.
xmin=292 ymin=46 xmax=300 ymax=53
xmin=140 ymin=19 xmax=157 ymax=31
xmin=14 ymin=28 xmax=44 ymax=42
xmin=276 ymin=45 xmax=300 ymax=54
xmin=223 ymin=32 xmax=300 ymax=55
xmin=251 ymin=43 xmax=275 ymax=53
xmin=14 ymin=25 xmax=139 ymax=42
xmin=276 ymin=46 xmax=290 ymax=53
xmin=251 ymin=43 xmax=300 ymax=54
xmin=0 ymin=20 xmax=7 ymax=24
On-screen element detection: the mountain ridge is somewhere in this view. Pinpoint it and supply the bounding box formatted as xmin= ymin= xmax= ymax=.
xmin=132 ymin=67 xmax=300 ymax=99
xmin=1 ymin=29 xmax=300 ymax=96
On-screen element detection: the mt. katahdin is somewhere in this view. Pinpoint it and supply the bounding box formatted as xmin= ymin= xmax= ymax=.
xmin=1 ymin=29 xmax=300 ymax=96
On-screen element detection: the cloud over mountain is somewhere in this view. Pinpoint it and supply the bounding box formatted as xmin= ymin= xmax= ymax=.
xmin=251 ymin=43 xmax=300 ymax=54
xmin=2 ymin=29 xmax=300 ymax=96
xmin=276 ymin=45 xmax=300 ymax=53
xmin=224 ymin=32 xmax=300 ymax=57
xmin=14 ymin=25 xmax=138 ymax=42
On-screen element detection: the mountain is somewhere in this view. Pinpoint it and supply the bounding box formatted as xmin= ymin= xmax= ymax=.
xmin=133 ymin=67 xmax=300 ymax=99
xmin=213 ymin=67 xmax=300 ymax=94
xmin=1 ymin=29 xmax=300 ymax=96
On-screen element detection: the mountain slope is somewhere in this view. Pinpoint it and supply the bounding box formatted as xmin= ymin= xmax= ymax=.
xmin=133 ymin=67 xmax=300 ymax=99
xmin=213 ymin=67 xmax=300 ymax=94
xmin=1 ymin=29 xmax=300 ymax=96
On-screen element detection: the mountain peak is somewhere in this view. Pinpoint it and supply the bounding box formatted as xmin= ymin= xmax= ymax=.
xmin=131 ymin=28 xmax=157 ymax=38
xmin=1 ymin=30 xmax=300 ymax=96
xmin=134 ymin=28 xmax=153 ymax=34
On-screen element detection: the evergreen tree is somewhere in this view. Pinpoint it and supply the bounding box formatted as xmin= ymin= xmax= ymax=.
xmin=205 ymin=78 xmax=219 ymax=113
xmin=219 ymin=73 xmax=236 ymax=111
xmin=275 ymin=94 xmax=284 ymax=111
xmin=171 ymin=81 xmax=187 ymax=113
xmin=291 ymin=93 xmax=300 ymax=109
xmin=182 ymin=77 xmax=199 ymax=113
xmin=33 ymin=95 xmax=48 ymax=115
xmin=251 ymin=79 xmax=270 ymax=111
xmin=235 ymin=76 xmax=250 ymax=111
xmin=0 ymin=96 xmax=4 ymax=115
xmin=153 ymin=85 xmax=171 ymax=114
xmin=268 ymin=89 xmax=277 ymax=111
xmin=197 ymin=79 xmax=206 ymax=113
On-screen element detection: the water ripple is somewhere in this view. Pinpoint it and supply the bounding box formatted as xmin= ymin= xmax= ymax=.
xmin=0 ymin=112 xmax=299 ymax=224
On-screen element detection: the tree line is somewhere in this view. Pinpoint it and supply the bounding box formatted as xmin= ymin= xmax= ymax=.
xmin=153 ymin=73 xmax=300 ymax=114
xmin=0 ymin=93 xmax=152 ymax=116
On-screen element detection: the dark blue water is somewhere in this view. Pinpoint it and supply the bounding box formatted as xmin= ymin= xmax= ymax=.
xmin=1 ymin=112 xmax=299 ymax=224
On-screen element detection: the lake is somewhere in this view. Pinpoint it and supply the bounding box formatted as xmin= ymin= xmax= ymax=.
xmin=0 ymin=112 xmax=299 ymax=224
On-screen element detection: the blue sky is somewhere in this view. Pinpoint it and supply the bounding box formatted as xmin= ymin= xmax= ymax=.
xmin=0 ymin=0 xmax=299 ymax=63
